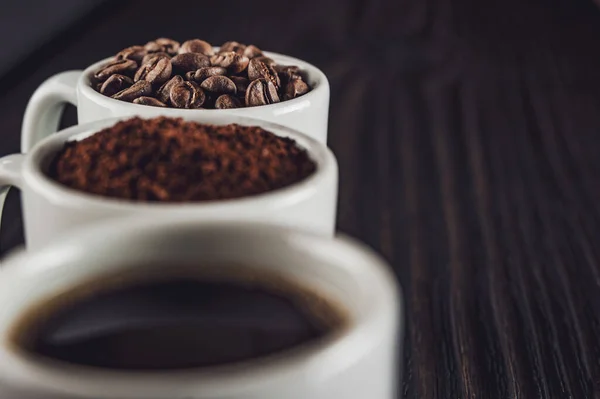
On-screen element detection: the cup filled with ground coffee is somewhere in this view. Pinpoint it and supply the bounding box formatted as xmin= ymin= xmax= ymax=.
xmin=0 ymin=218 xmax=402 ymax=399
xmin=0 ymin=115 xmax=337 ymax=251
xmin=22 ymin=38 xmax=330 ymax=153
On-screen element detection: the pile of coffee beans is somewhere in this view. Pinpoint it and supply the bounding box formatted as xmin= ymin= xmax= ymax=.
xmin=49 ymin=117 xmax=316 ymax=202
xmin=92 ymin=38 xmax=312 ymax=109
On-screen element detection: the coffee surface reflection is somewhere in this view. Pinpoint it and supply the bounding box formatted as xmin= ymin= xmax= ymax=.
xmin=12 ymin=273 xmax=345 ymax=370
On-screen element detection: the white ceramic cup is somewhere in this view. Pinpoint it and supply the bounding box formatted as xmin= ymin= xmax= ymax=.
xmin=0 ymin=115 xmax=338 ymax=251
xmin=21 ymin=50 xmax=330 ymax=152
xmin=0 ymin=218 xmax=402 ymax=399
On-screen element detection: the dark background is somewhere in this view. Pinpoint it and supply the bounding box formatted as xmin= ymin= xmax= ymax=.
xmin=0 ymin=1 xmax=105 ymax=76
xmin=2 ymin=0 xmax=600 ymax=397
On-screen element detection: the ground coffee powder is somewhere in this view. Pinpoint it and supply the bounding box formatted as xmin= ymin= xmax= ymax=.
xmin=49 ymin=117 xmax=316 ymax=202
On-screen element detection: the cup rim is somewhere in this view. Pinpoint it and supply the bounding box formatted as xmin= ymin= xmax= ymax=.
xmin=22 ymin=115 xmax=336 ymax=212
xmin=79 ymin=49 xmax=329 ymax=114
xmin=0 ymin=219 xmax=401 ymax=398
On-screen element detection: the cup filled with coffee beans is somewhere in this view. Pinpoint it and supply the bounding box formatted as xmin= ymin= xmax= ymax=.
xmin=22 ymin=38 xmax=330 ymax=153
xmin=0 ymin=218 xmax=401 ymax=399
xmin=0 ymin=115 xmax=338 ymax=250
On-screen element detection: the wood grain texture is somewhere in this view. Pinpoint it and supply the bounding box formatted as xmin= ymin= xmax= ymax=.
xmin=1 ymin=0 xmax=600 ymax=397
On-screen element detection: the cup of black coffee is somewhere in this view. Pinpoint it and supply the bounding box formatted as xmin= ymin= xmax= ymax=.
xmin=0 ymin=218 xmax=401 ymax=399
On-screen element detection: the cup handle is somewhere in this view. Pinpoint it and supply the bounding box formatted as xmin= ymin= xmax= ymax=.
xmin=21 ymin=70 xmax=82 ymax=153
xmin=0 ymin=154 xmax=25 ymax=254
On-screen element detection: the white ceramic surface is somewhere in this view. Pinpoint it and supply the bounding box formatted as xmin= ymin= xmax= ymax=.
xmin=1 ymin=115 xmax=338 ymax=251
xmin=0 ymin=219 xmax=402 ymax=399
xmin=21 ymin=51 xmax=330 ymax=151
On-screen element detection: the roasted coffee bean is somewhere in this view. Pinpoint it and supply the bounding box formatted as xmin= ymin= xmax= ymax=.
xmin=247 ymin=58 xmax=280 ymax=89
xmin=274 ymin=64 xmax=299 ymax=73
xmin=210 ymin=52 xmax=249 ymax=74
xmin=133 ymin=96 xmax=167 ymax=107
xmin=200 ymin=76 xmax=237 ymax=95
xmin=155 ymin=38 xmax=180 ymax=55
xmin=254 ymin=56 xmax=276 ymax=67
xmin=245 ymin=78 xmax=280 ymax=107
xmin=144 ymin=41 xmax=162 ymax=53
xmin=179 ymin=39 xmax=213 ymax=56
xmin=246 ymin=58 xmax=265 ymax=81
xmin=112 ymin=80 xmax=153 ymax=102
xmin=243 ymin=45 xmax=262 ymax=59
xmin=184 ymin=71 xmax=195 ymax=81
xmin=116 ymin=46 xmax=147 ymax=63
xmin=94 ymin=59 xmax=138 ymax=82
xmin=134 ymin=56 xmax=172 ymax=86
xmin=170 ymin=81 xmax=205 ymax=109
xmin=219 ymin=41 xmax=246 ymax=55
xmin=171 ymin=53 xmax=210 ymax=73
xmin=284 ymin=79 xmax=310 ymax=100
xmin=187 ymin=66 xmax=227 ymax=83
xmin=275 ymin=64 xmax=300 ymax=79
xmin=145 ymin=38 xmax=180 ymax=56
xmin=156 ymin=75 xmax=184 ymax=104
xmin=230 ymin=76 xmax=249 ymax=94
xmin=215 ymin=94 xmax=241 ymax=109
xmin=142 ymin=52 xmax=171 ymax=66
xmin=276 ymin=65 xmax=304 ymax=87
xmin=100 ymin=74 xmax=133 ymax=97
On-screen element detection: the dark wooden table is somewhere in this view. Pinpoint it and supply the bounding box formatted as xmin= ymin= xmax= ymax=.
xmin=2 ymin=0 xmax=600 ymax=397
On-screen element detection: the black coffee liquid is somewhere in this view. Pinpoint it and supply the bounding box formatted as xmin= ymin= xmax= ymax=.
xmin=15 ymin=277 xmax=339 ymax=370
